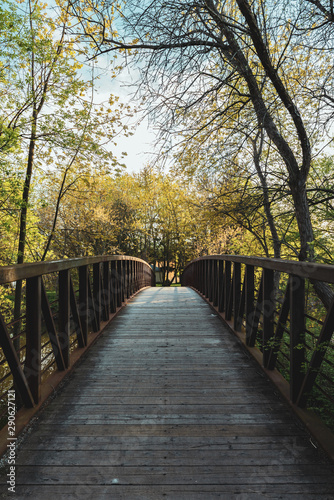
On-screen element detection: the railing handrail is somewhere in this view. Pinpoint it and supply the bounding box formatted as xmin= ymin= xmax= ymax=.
xmin=0 ymin=255 xmax=152 ymax=284
xmin=181 ymin=254 xmax=334 ymax=442
xmin=0 ymin=254 xmax=155 ymax=419
xmin=183 ymin=254 xmax=334 ymax=284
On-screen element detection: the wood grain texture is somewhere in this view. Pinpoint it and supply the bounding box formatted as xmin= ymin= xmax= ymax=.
xmin=0 ymin=287 xmax=333 ymax=499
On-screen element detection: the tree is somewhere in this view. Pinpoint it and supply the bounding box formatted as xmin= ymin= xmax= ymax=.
xmin=72 ymin=0 xmax=334 ymax=306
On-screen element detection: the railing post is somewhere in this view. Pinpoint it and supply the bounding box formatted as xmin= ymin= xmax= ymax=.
xmin=236 ymin=272 xmax=246 ymax=332
xmin=25 ymin=276 xmax=42 ymax=404
xmin=290 ymin=274 xmax=305 ymax=404
xmin=218 ymin=260 xmax=224 ymax=313
xmin=245 ymin=265 xmax=255 ymax=346
xmin=79 ymin=265 xmax=89 ymax=345
xmin=93 ymin=263 xmax=101 ymax=331
xmin=213 ymin=260 xmax=218 ymax=307
xmin=208 ymin=260 xmax=213 ymax=302
xmin=103 ymin=261 xmax=110 ymax=321
xmin=224 ymin=261 xmax=232 ymax=319
xmin=198 ymin=261 xmax=202 ymax=293
xmin=202 ymin=260 xmax=206 ymax=295
xmin=263 ymin=268 xmax=275 ymax=368
xmin=0 ymin=311 xmax=34 ymax=407
xmin=126 ymin=260 xmax=130 ymax=298
xmin=110 ymin=260 xmax=117 ymax=312
xmin=129 ymin=260 xmax=133 ymax=295
xmin=233 ymin=262 xmax=241 ymax=330
xmin=59 ymin=269 xmax=70 ymax=369
xmin=119 ymin=260 xmax=125 ymax=304
xmin=193 ymin=261 xmax=198 ymax=290
xmin=204 ymin=260 xmax=208 ymax=298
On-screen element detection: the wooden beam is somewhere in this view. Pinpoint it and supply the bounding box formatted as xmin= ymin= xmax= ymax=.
xmin=58 ymin=270 xmax=70 ymax=369
xmin=0 ymin=312 xmax=34 ymax=408
xmin=25 ymin=276 xmax=42 ymax=404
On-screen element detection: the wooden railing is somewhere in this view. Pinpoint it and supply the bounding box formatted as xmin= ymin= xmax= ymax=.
xmin=0 ymin=256 xmax=155 ymax=414
xmin=181 ymin=255 xmax=334 ymax=424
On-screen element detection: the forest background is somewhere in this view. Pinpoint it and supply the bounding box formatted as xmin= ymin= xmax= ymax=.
xmin=1 ymin=0 xmax=334 ymax=292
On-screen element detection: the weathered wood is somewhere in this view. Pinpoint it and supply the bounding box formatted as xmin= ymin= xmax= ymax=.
xmin=110 ymin=260 xmax=118 ymax=311
xmin=182 ymin=254 xmax=334 ymax=284
xmin=233 ymin=262 xmax=241 ymax=330
xmin=117 ymin=261 xmax=125 ymax=304
xmin=87 ymin=272 xmax=99 ymax=333
xmin=93 ymin=263 xmax=101 ymax=331
xmin=0 ymin=312 xmax=34 ymax=408
xmin=58 ymin=269 xmax=70 ymax=368
xmin=25 ymin=276 xmax=42 ymax=404
xmin=224 ymin=260 xmax=231 ymax=318
xmin=218 ymin=259 xmax=224 ymax=313
xmin=2 ymin=287 xmax=333 ymax=499
xmin=0 ymin=255 xmax=154 ymax=285
xmin=41 ymin=280 xmax=65 ymax=370
xmin=78 ymin=265 xmax=89 ymax=345
xmin=102 ymin=261 xmax=110 ymax=321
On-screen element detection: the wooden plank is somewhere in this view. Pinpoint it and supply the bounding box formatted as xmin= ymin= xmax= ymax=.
xmin=182 ymin=254 xmax=334 ymax=284
xmin=25 ymin=276 xmax=42 ymax=404
xmin=0 ymin=255 xmax=153 ymax=285
xmin=2 ymin=485 xmax=333 ymax=499
xmin=15 ymin=464 xmax=334 ymax=482
xmin=1 ymin=287 xmax=333 ymax=498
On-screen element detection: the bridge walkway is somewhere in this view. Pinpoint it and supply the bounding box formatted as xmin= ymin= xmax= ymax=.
xmin=0 ymin=287 xmax=333 ymax=499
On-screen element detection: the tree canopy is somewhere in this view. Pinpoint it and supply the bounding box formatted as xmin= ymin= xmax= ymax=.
xmin=1 ymin=0 xmax=334 ymax=302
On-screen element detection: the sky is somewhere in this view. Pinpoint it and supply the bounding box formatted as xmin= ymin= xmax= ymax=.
xmin=95 ymin=62 xmax=159 ymax=174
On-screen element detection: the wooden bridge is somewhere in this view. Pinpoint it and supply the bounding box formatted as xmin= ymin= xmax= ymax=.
xmin=0 ymin=255 xmax=334 ymax=498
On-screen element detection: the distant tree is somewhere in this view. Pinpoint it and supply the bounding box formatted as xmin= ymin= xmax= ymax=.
xmin=72 ymin=0 xmax=334 ymax=306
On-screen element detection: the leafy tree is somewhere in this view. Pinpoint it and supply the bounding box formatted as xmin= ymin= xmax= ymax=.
xmin=72 ymin=0 xmax=334 ymax=305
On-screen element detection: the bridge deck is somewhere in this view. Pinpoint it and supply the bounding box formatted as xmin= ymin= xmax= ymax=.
xmin=1 ymin=287 xmax=334 ymax=499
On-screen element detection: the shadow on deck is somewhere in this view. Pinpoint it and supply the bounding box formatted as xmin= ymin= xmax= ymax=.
xmin=0 ymin=287 xmax=333 ymax=499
